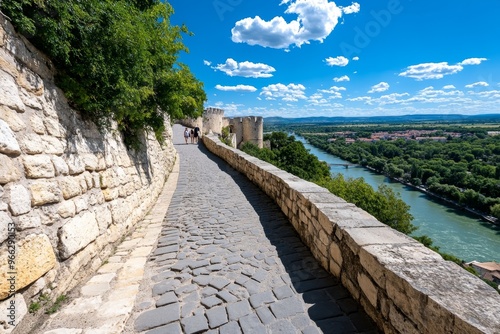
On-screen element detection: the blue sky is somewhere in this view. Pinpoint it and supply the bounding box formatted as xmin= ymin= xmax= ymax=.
xmin=167 ymin=0 xmax=500 ymax=118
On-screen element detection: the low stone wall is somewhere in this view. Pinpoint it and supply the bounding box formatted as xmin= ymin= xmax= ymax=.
xmin=0 ymin=16 xmax=176 ymax=331
xmin=203 ymin=134 xmax=500 ymax=334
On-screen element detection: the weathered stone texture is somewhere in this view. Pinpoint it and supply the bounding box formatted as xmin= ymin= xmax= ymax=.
xmin=7 ymin=184 xmax=31 ymax=216
xmin=30 ymin=180 xmax=61 ymax=206
xmin=0 ymin=234 xmax=56 ymax=300
xmin=0 ymin=154 xmax=21 ymax=184
xmin=0 ymin=119 xmax=21 ymax=155
xmin=58 ymin=211 xmax=100 ymax=259
xmin=23 ymin=154 xmax=55 ymax=178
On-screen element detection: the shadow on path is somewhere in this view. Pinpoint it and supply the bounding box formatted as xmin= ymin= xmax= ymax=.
xmin=195 ymin=142 xmax=379 ymax=333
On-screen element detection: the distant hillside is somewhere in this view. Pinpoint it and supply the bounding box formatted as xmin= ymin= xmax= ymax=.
xmin=264 ymin=114 xmax=500 ymax=125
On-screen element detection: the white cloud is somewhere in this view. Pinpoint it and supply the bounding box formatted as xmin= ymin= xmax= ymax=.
xmin=319 ymin=86 xmax=346 ymax=92
xmin=215 ymin=84 xmax=257 ymax=92
xmin=443 ymin=85 xmax=456 ymax=90
xmin=333 ymin=75 xmax=350 ymax=82
xmin=352 ymin=56 xmax=359 ymax=61
xmin=260 ymin=83 xmax=307 ymax=101
xmin=213 ymin=58 xmax=276 ymax=78
xmin=368 ymin=82 xmax=389 ymax=93
xmin=459 ymin=58 xmax=487 ymax=66
xmin=399 ymin=62 xmax=464 ymax=80
xmin=347 ymin=96 xmax=371 ymax=102
xmin=203 ymin=60 xmax=211 ymax=66
xmin=341 ymin=2 xmax=361 ymax=14
xmin=231 ymin=0 xmax=359 ymax=49
xmin=465 ymin=81 xmax=489 ymax=88
xmin=325 ymin=56 xmax=349 ymax=67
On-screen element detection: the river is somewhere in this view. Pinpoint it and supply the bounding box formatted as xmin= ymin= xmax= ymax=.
xmin=294 ymin=135 xmax=500 ymax=263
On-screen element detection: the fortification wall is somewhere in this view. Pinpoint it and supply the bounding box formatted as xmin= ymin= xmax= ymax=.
xmin=202 ymin=133 xmax=500 ymax=334
xmin=203 ymin=107 xmax=224 ymax=135
xmin=0 ymin=16 xmax=176 ymax=331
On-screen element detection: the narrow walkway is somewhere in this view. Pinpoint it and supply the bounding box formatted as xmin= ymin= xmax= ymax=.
xmin=32 ymin=124 xmax=378 ymax=334
xmin=125 ymin=125 xmax=378 ymax=334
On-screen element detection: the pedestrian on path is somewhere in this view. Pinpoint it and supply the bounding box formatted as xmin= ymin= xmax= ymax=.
xmin=194 ymin=126 xmax=200 ymax=144
xmin=190 ymin=128 xmax=194 ymax=144
xmin=183 ymin=127 xmax=190 ymax=144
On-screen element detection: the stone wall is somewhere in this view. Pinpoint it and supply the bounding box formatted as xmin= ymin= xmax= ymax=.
xmin=202 ymin=134 xmax=500 ymax=334
xmin=0 ymin=16 xmax=176 ymax=331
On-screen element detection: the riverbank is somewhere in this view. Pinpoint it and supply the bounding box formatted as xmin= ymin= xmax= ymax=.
xmin=362 ymin=165 xmax=500 ymax=226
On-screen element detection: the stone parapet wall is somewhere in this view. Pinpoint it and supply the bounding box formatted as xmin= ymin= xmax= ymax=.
xmin=0 ymin=16 xmax=176 ymax=331
xmin=203 ymin=134 xmax=500 ymax=334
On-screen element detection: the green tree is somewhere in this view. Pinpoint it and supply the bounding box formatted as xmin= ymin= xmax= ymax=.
xmin=1 ymin=0 xmax=206 ymax=147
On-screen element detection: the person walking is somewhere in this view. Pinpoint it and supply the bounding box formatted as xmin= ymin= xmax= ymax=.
xmin=190 ymin=128 xmax=194 ymax=144
xmin=183 ymin=128 xmax=190 ymax=144
xmin=194 ymin=126 xmax=200 ymax=144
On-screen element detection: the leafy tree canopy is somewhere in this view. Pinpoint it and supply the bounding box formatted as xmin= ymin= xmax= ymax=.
xmin=1 ymin=0 xmax=206 ymax=147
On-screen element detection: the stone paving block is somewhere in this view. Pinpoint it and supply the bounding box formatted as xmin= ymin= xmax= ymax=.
xmin=273 ymin=285 xmax=294 ymax=300
xmin=209 ymin=277 xmax=231 ymax=290
xmin=256 ymin=307 xmax=275 ymax=325
xmin=252 ymin=269 xmax=268 ymax=283
xmin=181 ymin=302 xmax=197 ymax=318
xmin=156 ymin=291 xmax=177 ymax=307
xmin=174 ymin=284 xmax=197 ymax=296
xmin=267 ymin=319 xmax=298 ymax=334
xmin=291 ymin=314 xmax=314 ymax=329
xmin=294 ymin=277 xmax=337 ymax=293
xmin=134 ymin=303 xmax=180 ymax=331
xmin=193 ymin=275 xmax=212 ymax=286
xmin=193 ymin=267 xmax=209 ymax=276
xmin=211 ymin=256 xmax=223 ymax=264
xmin=302 ymin=325 xmax=322 ymax=334
xmin=152 ymin=281 xmax=179 ymax=296
xmin=80 ymin=283 xmax=110 ymax=296
xmin=241 ymin=251 xmax=254 ymax=258
xmin=217 ymin=290 xmax=238 ymax=303
xmin=201 ymin=286 xmax=218 ymax=297
xmin=181 ymin=314 xmax=209 ymax=334
xmin=207 ymin=263 xmax=224 ymax=271
xmin=153 ymin=244 xmax=179 ymax=256
xmin=269 ymin=297 xmax=304 ymax=319
xmin=219 ymin=321 xmax=242 ymax=334
xmin=226 ymin=256 xmax=242 ymax=265
xmin=145 ymin=322 xmax=182 ymax=334
xmin=184 ymin=291 xmax=200 ymax=303
xmin=206 ymin=305 xmax=229 ymax=328
xmin=227 ymin=300 xmax=251 ymax=321
xmin=235 ymin=275 xmax=249 ymax=286
xmin=239 ymin=313 xmax=266 ymax=334
xmin=249 ymin=291 xmax=275 ymax=308
xmin=170 ymin=260 xmax=193 ymax=271
xmin=316 ymin=316 xmax=357 ymax=333
xmin=201 ymin=296 xmax=223 ymax=308
xmin=243 ymin=279 xmax=260 ymax=295
xmin=189 ymin=259 xmax=210 ymax=269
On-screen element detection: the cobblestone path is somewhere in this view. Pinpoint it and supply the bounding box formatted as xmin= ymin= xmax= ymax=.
xmin=128 ymin=125 xmax=378 ymax=334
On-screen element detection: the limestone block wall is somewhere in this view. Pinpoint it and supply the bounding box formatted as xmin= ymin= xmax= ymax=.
xmin=0 ymin=16 xmax=176 ymax=330
xmin=203 ymin=134 xmax=500 ymax=334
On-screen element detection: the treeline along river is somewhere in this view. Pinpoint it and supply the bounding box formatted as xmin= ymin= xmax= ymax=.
xmin=294 ymin=134 xmax=500 ymax=263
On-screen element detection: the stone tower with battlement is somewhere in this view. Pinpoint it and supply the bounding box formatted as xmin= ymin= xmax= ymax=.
xmin=228 ymin=116 xmax=264 ymax=149
xmin=177 ymin=108 xmax=263 ymax=148
xmin=202 ymin=107 xmax=224 ymax=135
